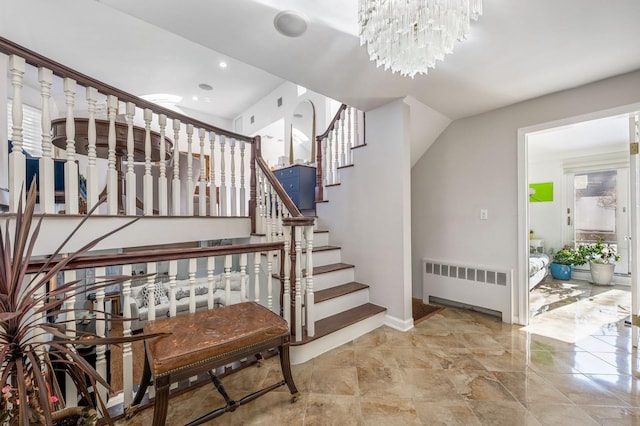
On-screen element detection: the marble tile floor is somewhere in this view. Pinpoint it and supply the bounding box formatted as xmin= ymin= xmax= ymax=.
xmin=118 ymin=299 xmax=640 ymax=425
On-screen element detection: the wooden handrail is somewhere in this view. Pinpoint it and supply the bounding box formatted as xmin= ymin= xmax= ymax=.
xmin=254 ymin=157 xmax=303 ymax=218
xmin=316 ymin=104 xmax=348 ymax=141
xmin=26 ymin=241 xmax=284 ymax=273
xmin=0 ymin=36 xmax=252 ymax=143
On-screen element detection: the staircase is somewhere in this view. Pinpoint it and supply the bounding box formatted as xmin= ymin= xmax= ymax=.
xmin=289 ymin=229 xmax=386 ymax=364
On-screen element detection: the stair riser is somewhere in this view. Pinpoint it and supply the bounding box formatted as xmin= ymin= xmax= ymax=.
xmin=314 ymin=289 xmax=369 ymax=321
xmin=302 ymin=249 xmax=341 ymax=267
xmin=312 ymin=268 xmax=355 ymax=291
xmin=313 ymin=232 xmax=330 ymax=246
xmin=290 ymin=311 xmax=386 ymax=365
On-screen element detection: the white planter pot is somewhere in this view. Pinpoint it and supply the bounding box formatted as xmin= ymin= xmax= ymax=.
xmin=590 ymin=262 xmax=615 ymax=285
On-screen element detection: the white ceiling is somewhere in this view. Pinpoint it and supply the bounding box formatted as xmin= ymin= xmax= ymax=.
xmin=2 ymin=0 xmax=640 ymax=126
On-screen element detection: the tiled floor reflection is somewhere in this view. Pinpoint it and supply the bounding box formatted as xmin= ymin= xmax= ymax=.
xmin=118 ymin=283 xmax=640 ymax=425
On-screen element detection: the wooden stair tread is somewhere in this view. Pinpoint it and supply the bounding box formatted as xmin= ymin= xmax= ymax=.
xmin=337 ymin=164 xmax=354 ymax=170
xmin=291 ymin=303 xmax=386 ymax=346
xmin=314 ymin=282 xmax=368 ymax=304
xmin=303 ymin=245 xmax=341 ymax=253
xmin=308 ymin=262 xmax=353 ymax=275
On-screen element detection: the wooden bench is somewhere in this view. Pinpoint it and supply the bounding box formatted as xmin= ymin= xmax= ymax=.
xmin=126 ymin=302 xmax=299 ymax=425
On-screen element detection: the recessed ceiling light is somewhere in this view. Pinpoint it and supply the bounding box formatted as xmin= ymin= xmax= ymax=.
xmin=198 ymin=83 xmax=213 ymax=91
xmin=192 ymin=96 xmax=198 ymax=101
xmin=274 ymin=10 xmax=309 ymax=37
xmin=219 ymin=61 xmax=228 ymax=69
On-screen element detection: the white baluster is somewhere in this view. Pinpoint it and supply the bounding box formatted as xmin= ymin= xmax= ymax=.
xmin=187 ymin=258 xmax=196 ymax=313
xmin=146 ymin=262 xmax=157 ymax=321
xmin=219 ymin=135 xmax=227 ymax=216
xmin=230 ymin=139 xmax=237 ymax=215
xmin=8 ymin=55 xmax=25 ymax=212
xmin=86 ymin=87 xmax=99 ymax=211
xmin=305 ymin=225 xmax=315 ymax=337
xmin=31 ymin=273 xmax=46 ymax=359
xmin=347 ymin=107 xmax=353 ymax=165
xmin=253 ymin=252 xmax=261 ymax=304
xmin=125 ymin=102 xmax=136 ymax=215
xmin=340 ymin=109 xmax=346 ymax=167
xmin=63 ymin=269 xmax=77 ymax=406
xmin=158 ymin=114 xmax=168 ymax=216
xmin=265 ymin=182 xmax=273 ymax=242
xmin=94 ymin=267 xmax=108 ymax=403
xmin=354 ymin=108 xmax=360 ymax=147
xmin=209 ymin=132 xmax=218 ymax=216
xmin=143 ymin=109 xmax=153 ymax=216
xmin=240 ymin=141 xmax=246 ymax=216
xmin=172 ymin=119 xmax=181 ymax=216
xmin=121 ymin=264 xmax=133 ymax=407
xmin=224 ymin=255 xmax=232 ymax=306
xmin=256 ymin=171 xmax=264 ymax=234
xmin=38 ymin=67 xmax=55 ymax=213
xmin=267 ymin=250 xmax=273 ymax=311
xmin=333 ymin=126 xmax=340 ymax=184
xmin=239 ymin=253 xmax=247 ymax=302
xmin=294 ymin=226 xmax=303 ymax=340
xmin=186 ymin=124 xmax=194 ymax=216
xmin=63 ymin=78 xmax=79 ymax=214
xmin=198 ymin=129 xmax=207 ymax=216
xmin=207 ymin=256 xmax=215 ymax=309
xmin=270 ymin=184 xmax=277 ymax=241
xmin=106 ymin=95 xmax=118 ymax=215
xmin=282 ymin=226 xmax=291 ymax=326
xmin=168 ymin=260 xmax=178 ymax=317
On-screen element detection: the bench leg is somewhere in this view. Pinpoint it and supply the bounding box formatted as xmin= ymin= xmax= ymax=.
xmin=152 ymin=375 xmax=171 ymax=426
xmin=279 ymin=344 xmax=299 ymax=401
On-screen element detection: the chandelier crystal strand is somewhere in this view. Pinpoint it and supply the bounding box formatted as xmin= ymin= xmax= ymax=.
xmin=359 ymin=0 xmax=482 ymax=78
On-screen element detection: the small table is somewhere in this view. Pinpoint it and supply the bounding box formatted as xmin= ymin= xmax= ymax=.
xmin=127 ymin=302 xmax=298 ymax=425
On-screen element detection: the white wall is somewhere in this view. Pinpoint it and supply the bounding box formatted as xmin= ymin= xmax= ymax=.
xmin=317 ymin=99 xmax=413 ymax=330
xmin=412 ymin=70 xmax=640 ymax=323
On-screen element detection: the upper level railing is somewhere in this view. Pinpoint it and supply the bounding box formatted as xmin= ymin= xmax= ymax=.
xmin=1 ymin=36 xmax=254 ymax=219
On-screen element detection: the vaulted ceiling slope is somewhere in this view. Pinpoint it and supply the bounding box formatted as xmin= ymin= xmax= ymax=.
xmin=2 ymin=0 xmax=640 ymax=125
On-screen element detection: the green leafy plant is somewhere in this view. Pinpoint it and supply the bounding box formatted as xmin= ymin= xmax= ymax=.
xmin=552 ymin=244 xmax=586 ymax=266
xmin=0 ymin=183 xmax=159 ymax=425
xmin=580 ymin=239 xmax=621 ymax=264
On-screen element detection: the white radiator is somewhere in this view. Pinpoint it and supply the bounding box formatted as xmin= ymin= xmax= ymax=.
xmin=422 ymin=259 xmax=512 ymax=323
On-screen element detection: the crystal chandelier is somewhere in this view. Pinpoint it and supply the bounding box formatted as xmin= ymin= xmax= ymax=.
xmin=358 ymin=0 xmax=483 ymax=78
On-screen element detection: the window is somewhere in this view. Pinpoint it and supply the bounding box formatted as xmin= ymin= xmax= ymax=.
xmin=7 ymin=102 xmax=43 ymax=157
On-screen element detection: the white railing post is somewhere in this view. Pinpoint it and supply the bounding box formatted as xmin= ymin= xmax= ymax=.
xmin=325 ymin=130 xmax=332 ymax=188
xmin=209 ymin=132 xmax=218 ymax=216
xmin=146 ymin=262 xmax=157 ymax=322
xmin=186 ymin=124 xmax=194 ymax=216
xmin=125 ymin=102 xmax=136 ymax=215
xmin=354 ymin=108 xmax=360 ymax=147
xmin=267 ymin=250 xmax=273 ymax=311
xmin=207 ymin=256 xmax=215 ymax=309
xmin=220 ymin=135 xmax=227 ymax=216
xmin=239 ymin=253 xmax=248 ymax=302
xmin=305 ymin=225 xmax=315 ymax=337
xmin=198 ymin=128 xmax=207 ymax=216
xmin=106 ymin=95 xmax=118 ymax=215
xmin=240 ymin=141 xmax=246 ymax=216
xmin=121 ymin=264 xmax=133 ymax=407
xmin=8 ymin=55 xmax=25 ymax=212
xmin=158 ymin=114 xmax=168 ymax=216
xmin=38 ymin=67 xmax=55 ymax=213
xmin=168 ymin=260 xmax=178 ymax=317
xmin=340 ymin=109 xmax=346 ymax=167
xmin=333 ymin=126 xmax=340 ymax=184
xmin=86 ymin=87 xmax=99 ymax=211
xmin=224 ymin=255 xmax=232 ymax=306
xmin=230 ymin=138 xmax=237 ymax=215
xmin=172 ymin=119 xmax=181 ymax=216
xmin=63 ymin=78 xmax=79 ymax=214
xmin=253 ymin=252 xmax=261 ymax=304
xmin=347 ymin=107 xmax=353 ymax=165
xmin=188 ymin=258 xmax=197 ymax=313
xmin=143 ymin=109 xmax=153 ymax=216
xmin=94 ymin=267 xmax=108 ymax=404
xmin=294 ymin=226 xmax=303 ymax=340
xmin=282 ymin=226 xmax=291 ymax=326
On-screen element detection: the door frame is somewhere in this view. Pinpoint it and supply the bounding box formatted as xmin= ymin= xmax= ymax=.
xmin=516 ymin=102 xmax=640 ymax=326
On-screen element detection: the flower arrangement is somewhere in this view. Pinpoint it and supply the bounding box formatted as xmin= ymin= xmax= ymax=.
xmin=580 ymin=239 xmax=621 ymax=264
xmin=552 ymin=244 xmax=586 ymax=266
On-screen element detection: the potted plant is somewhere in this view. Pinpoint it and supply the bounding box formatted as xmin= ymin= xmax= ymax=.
xmin=580 ymin=239 xmax=620 ymax=285
xmin=549 ymin=244 xmax=586 ymax=280
xmin=0 ymin=184 xmax=159 ymax=425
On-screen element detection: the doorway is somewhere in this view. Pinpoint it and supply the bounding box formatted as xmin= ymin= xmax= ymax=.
xmin=523 ymin=112 xmax=634 ymax=336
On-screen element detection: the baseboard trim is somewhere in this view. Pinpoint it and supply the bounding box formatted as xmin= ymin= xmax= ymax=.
xmin=384 ymin=314 xmax=413 ymax=332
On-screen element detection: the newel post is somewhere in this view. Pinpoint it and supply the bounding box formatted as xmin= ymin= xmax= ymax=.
xmin=249 ymin=136 xmax=260 ymax=234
